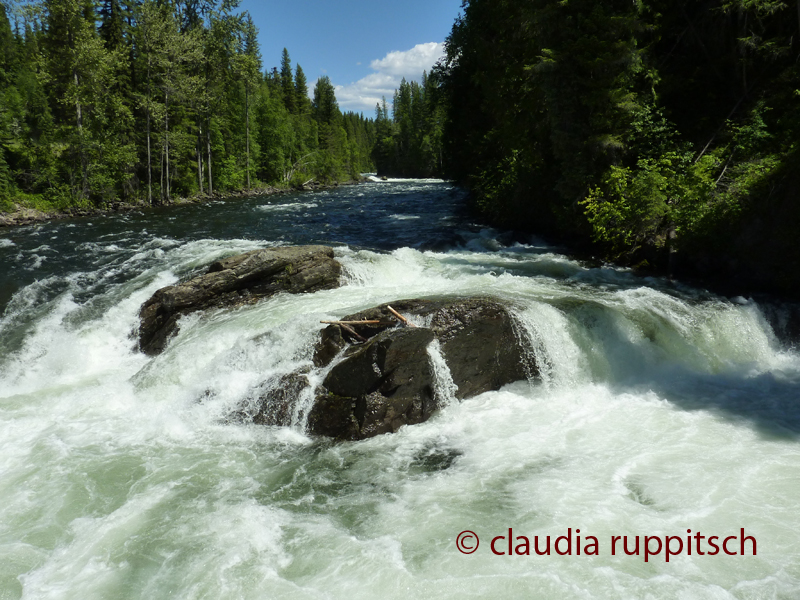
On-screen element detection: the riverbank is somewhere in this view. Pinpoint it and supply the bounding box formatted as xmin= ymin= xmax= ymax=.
xmin=0 ymin=179 xmax=366 ymax=228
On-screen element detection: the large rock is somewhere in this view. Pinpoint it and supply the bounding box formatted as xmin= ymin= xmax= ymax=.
xmin=313 ymin=297 xmax=532 ymax=398
xmin=309 ymin=327 xmax=437 ymax=439
xmin=302 ymin=297 xmax=535 ymax=440
xmin=138 ymin=245 xmax=341 ymax=355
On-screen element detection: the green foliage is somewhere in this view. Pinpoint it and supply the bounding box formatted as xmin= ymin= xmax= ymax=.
xmin=582 ymin=152 xmax=715 ymax=251
xmin=373 ymin=73 xmax=444 ymax=177
xmin=280 ymin=47 xmax=295 ymax=113
xmin=216 ymin=154 xmax=245 ymax=190
xmin=439 ymin=0 xmax=800 ymax=268
xmin=294 ymin=64 xmax=310 ymax=114
xmin=0 ymin=1 xmax=373 ymax=213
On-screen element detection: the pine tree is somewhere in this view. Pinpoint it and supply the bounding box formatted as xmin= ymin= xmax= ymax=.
xmin=98 ymin=0 xmax=124 ymax=49
xmin=312 ymin=75 xmax=339 ymax=126
xmin=1 ymin=0 xmax=375 ymax=211
xmin=43 ymin=0 xmax=134 ymax=202
xmin=280 ymin=47 xmax=295 ymax=113
xmin=294 ymin=64 xmax=310 ymax=114
xmin=237 ymin=13 xmax=261 ymax=189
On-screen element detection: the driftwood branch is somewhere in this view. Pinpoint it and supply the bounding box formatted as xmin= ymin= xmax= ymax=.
xmin=321 ymin=320 xmax=385 ymax=325
xmin=339 ymin=323 xmax=366 ymax=342
xmin=387 ymin=305 xmax=416 ymax=327
xmin=321 ymin=307 xmax=415 ymax=341
xmin=694 ymin=94 xmax=748 ymax=163
xmin=284 ymin=151 xmax=319 ymax=183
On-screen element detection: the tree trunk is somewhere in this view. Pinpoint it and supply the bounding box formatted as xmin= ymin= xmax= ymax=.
xmin=146 ymin=58 xmax=153 ymax=206
xmin=159 ymin=145 xmax=164 ymax=203
xmin=245 ymin=83 xmax=250 ymax=190
xmin=206 ymin=115 xmax=213 ymax=195
xmin=197 ymin=125 xmax=204 ymax=195
xmin=74 ymin=69 xmax=87 ymax=199
xmin=147 ymin=106 xmax=152 ymax=205
xmin=165 ymin=91 xmax=170 ymax=202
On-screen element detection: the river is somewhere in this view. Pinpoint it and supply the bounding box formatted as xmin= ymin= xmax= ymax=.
xmin=1 ymin=179 xmax=799 ymax=599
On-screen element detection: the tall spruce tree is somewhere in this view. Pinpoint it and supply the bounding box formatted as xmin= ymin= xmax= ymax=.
xmin=280 ymin=47 xmax=295 ymax=113
xmin=0 ymin=2 xmax=17 ymax=199
xmin=294 ymin=64 xmax=310 ymax=114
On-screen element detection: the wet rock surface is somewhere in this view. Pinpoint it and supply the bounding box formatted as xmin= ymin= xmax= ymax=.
xmin=138 ymin=245 xmax=341 ymax=355
xmin=309 ymin=327 xmax=437 ymax=439
xmin=314 ymin=297 xmax=532 ymax=399
xmin=253 ymin=297 xmax=536 ymax=441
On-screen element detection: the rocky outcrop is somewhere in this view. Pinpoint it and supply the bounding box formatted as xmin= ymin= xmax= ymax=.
xmin=309 ymin=327 xmax=437 ymax=439
xmin=138 ymin=245 xmax=341 ymax=355
xmin=251 ymin=297 xmax=536 ymax=441
xmin=314 ymin=298 xmax=532 ymax=398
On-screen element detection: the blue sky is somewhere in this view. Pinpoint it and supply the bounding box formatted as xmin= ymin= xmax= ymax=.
xmin=238 ymin=0 xmax=464 ymax=114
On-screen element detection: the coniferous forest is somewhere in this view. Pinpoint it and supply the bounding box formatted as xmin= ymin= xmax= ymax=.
xmin=435 ymin=0 xmax=800 ymax=295
xmin=372 ymin=73 xmax=445 ymax=178
xmin=0 ymin=0 xmax=375 ymax=211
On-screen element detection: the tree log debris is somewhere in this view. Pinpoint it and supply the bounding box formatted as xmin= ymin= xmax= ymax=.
xmin=320 ymin=320 xmax=386 ymax=325
xmin=320 ymin=306 xmax=416 ymax=343
xmin=338 ymin=323 xmax=366 ymax=342
xmin=387 ymin=305 xmax=416 ymax=327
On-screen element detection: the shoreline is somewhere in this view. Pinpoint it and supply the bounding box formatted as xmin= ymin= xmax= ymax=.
xmin=0 ymin=179 xmax=365 ymax=229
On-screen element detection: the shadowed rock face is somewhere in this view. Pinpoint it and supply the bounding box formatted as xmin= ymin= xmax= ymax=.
xmin=281 ymin=297 xmax=535 ymax=441
xmin=138 ymin=245 xmax=341 ymax=355
xmin=309 ymin=327 xmax=437 ymax=439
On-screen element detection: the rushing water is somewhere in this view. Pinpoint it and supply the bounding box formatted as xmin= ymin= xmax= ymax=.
xmin=1 ymin=180 xmax=799 ymax=599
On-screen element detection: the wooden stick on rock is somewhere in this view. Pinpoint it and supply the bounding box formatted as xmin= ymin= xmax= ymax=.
xmin=320 ymin=320 xmax=385 ymax=325
xmin=339 ymin=323 xmax=366 ymax=342
xmin=386 ymin=305 xmax=416 ymax=327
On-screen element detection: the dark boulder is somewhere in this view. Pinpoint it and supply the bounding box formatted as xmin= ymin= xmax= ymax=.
xmin=309 ymin=327 xmax=437 ymax=439
xmin=428 ymin=297 xmax=531 ymax=399
xmin=313 ymin=297 xmax=532 ymax=399
xmin=227 ymin=371 xmax=311 ymax=427
xmin=253 ymin=372 xmax=311 ymax=427
xmin=303 ymin=297 xmax=535 ymax=441
xmin=312 ymin=324 xmax=348 ymax=367
xmin=138 ymin=245 xmax=341 ymax=355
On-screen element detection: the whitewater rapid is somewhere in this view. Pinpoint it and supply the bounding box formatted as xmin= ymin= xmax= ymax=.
xmin=0 ymin=181 xmax=799 ymax=599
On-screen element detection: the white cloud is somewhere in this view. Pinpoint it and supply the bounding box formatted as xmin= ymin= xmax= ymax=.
xmin=334 ymin=42 xmax=445 ymax=114
xmin=369 ymin=42 xmax=444 ymax=78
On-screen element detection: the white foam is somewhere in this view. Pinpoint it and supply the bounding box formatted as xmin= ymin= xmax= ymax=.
xmin=256 ymin=202 xmax=319 ymax=212
xmin=2 ymin=225 xmax=799 ymax=599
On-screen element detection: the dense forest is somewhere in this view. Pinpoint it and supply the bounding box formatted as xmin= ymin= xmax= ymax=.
xmin=435 ymin=0 xmax=800 ymax=295
xmin=372 ymin=73 xmax=445 ymax=178
xmin=0 ymin=0 xmax=375 ymax=211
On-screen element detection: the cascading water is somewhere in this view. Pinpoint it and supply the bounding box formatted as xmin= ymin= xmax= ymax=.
xmin=1 ymin=180 xmax=799 ymax=599
xmin=426 ymin=339 xmax=459 ymax=408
